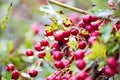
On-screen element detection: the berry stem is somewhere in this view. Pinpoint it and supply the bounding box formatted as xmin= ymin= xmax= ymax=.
xmin=49 ymin=0 xmax=91 ymax=15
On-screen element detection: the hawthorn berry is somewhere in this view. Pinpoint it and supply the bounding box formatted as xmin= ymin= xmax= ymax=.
xmin=38 ymin=51 xmax=46 ymax=58
xmin=75 ymin=50 xmax=86 ymax=60
xmin=76 ymin=59 xmax=86 ymax=70
xmin=40 ymin=39 xmax=49 ymax=46
xmin=54 ymin=31 xmax=64 ymax=42
xmin=78 ymin=40 xmax=86 ymax=49
xmin=26 ymin=49 xmax=34 ymax=56
xmin=53 ymin=51 xmax=63 ymax=61
xmin=55 ymin=61 xmax=64 ymax=69
xmin=83 ymin=15 xmax=92 ymax=24
xmin=107 ymin=57 xmax=118 ymax=68
xmin=34 ymin=43 xmax=44 ymax=51
xmin=12 ymin=70 xmax=19 ymax=79
xmin=28 ymin=69 xmax=38 ymax=77
xmin=6 ymin=63 xmax=15 ymax=72
xmin=70 ymin=27 xmax=79 ymax=35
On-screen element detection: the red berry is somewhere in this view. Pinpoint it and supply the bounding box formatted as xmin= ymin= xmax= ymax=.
xmin=70 ymin=28 xmax=79 ymax=35
xmin=44 ymin=30 xmax=53 ymax=36
xmin=53 ymin=51 xmax=63 ymax=61
xmin=6 ymin=63 xmax=15 ymax=72
xmin=76 ymin=59 xmax=86 ymax=70
xmin=107 ymin=57 xmax=118 ymax=68
xmin=54 ymin=31 xmax=64 ymax=42
xmin=85 ymin=77 xmax=93 ymax=80
xmin=47 ymin=76 xmax=55 ymax=80
xmin=75 ymin=50 xmax=86 ymax=60
xmin=76 ymin=71 xmax=87 ymax=80
xmin=28 ymin=69 xmax=38 ymax=77
xmin=78 ymin=20 xmax=86 ymax=28
xmin=26 ymin=49 xmax=34 ymax=56
xmin=91 ymin=15 xmax=98 ymax=22
xmin=52 ymin=41 xmax=60 ymax=50
xmin=38 ymin=51 xmax=46 ymax=58
xmin=85 ymin=24 xmax=94 ymax=33
xmin=34 ymin=43 xmax=44 ymax=51
xmin=78 ymin=40 xmax=86 ymax=49
xmin=90 ymin=31 xmax=100 ymax=37
xmin=12 ymin=70 xmax=19 ymax=79
xmin=40 ymin=39 xmax=49 ymax=46
xmin=55 ymin=61 xmax=64 ymax=69
xmin=104 ymin=66 xmax=115 ymax=77
xmin=59 ymin=0 xmax=68 ymax=3
xmin=55 ymin=75 xmax=62 ymax=80
xmin=83 ymin=15 xmax=92 ymax=24
xmin=88 ymin=36 xmax=97 ymax=46
xmin=63 ymin=30 xmax=71 ymax=38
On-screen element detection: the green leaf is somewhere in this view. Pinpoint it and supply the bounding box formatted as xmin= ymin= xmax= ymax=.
xmin=6 ymin=72 xmax=12 ymax=80
xmin=0 ymin=0 xmax=14 ymax=30
xmin=87 ymin=42 xmax=106 ymax=60
xmin=100 ymin=22 xmax=114 ymax=43
xmin=68 ymin=38 xmax=78 ymax=50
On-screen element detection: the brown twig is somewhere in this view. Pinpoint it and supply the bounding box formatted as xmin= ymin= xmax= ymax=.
xmin=49 ymin=0 xmax=91 ymax=15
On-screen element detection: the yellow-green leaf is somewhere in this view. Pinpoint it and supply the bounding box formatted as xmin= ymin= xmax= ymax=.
xmin=0 ymin=0 xmax=13 ymax=30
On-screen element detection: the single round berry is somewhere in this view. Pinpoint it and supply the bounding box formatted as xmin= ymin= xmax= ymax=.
xmin=78 ymin=20 xmax=86 ymax=28
xmin=76 ymin=71 xmax=88 ymax=80
xmin=38 ymin=51 xmax=46 ymax=58
xmin=104 ymin=66 xmax=115 ymax=77
xmin=76 ymin=59 xmax=86 ymax=70
xmin=44 ymin=30 xmax=53 ymax=37
xmin=75 ymin=50 xmax=86 ymax=60
xmin=70 ymin=28 xmax=79 ymax=35
xmin=53 ymin=51 xmax=63 ymax=61
xmin=54 ymin=31 xmax=64 ymax=42
xmin=107 ymin=57 xmax=118 ymax=68
xmin=78 ymin=40 xmax=86 ymax=49
xmin=55 ymin=61 xmax=64 ymax=69
xmin=28 ymin=69 xmax=38 ymax=77
xmin=40 ymin=39 xmax=49 ymax=46
xmin=26 ymin=49 xmax=34 ymax=56
xmin=85 ymin=24 xmax=94 ymax=33
xmin=63 ymin=30 xmax=71 ymax=38
xmin=34 ymin=43 xmax=44 ymax=51
xmin=6 ymin=63 xmax=15 ymax=72
xmin=52 ymin=41 xmax=60 ymax=50
xmin=12 ymin=70 xmax=19 ymax=79
xmin=83 ymin=15 xmax=92 ymax=24
xmin=91 ymin=15 xmax=98 ymax=22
